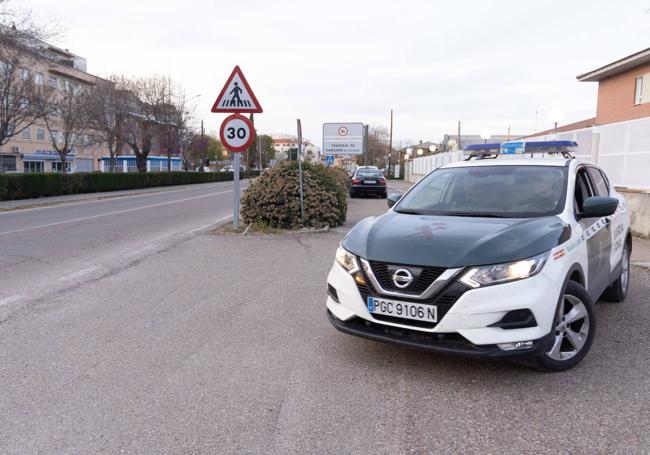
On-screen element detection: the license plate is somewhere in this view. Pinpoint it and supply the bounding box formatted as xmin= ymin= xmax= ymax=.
xmin=367 ymin=296 xmax=437 ymax=322
xmin=364 ymin=180 xmax=376 ymax=184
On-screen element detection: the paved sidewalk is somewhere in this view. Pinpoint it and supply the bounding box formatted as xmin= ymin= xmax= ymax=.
xmin=632 ymin=236 xmax=650 ymax=269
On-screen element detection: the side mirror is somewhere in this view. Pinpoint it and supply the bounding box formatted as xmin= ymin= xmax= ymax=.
xmin=579 ymin=196 xmax=618 ymax=218
xmin=387 ymin=193 xmax=402 ymax=208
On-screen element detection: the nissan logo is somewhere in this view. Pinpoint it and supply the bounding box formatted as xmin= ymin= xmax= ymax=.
xmin=392 ymin=268 xmax=414 ymax=289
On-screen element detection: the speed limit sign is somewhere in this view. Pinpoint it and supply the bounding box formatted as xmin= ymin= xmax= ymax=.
xmin=219 ymin=113 xmax=255 ymax=153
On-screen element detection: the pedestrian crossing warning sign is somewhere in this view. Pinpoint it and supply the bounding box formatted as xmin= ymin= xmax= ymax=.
xmin=211 ymin=66 xmax=263 ymax=114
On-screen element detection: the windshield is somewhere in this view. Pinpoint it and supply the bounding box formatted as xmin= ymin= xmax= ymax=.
xmin=394 ymin=165 xmax=568 ymax=218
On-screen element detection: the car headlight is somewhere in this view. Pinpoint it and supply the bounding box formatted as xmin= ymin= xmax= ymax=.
xmin=459 ymin=251 xmax=549 ymax=288
xmin=335 ymin=245 xmax=359 ymax=274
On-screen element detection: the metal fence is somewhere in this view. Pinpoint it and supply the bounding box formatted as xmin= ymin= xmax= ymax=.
xmin=406 ymin=116 xmax=650 ymax=191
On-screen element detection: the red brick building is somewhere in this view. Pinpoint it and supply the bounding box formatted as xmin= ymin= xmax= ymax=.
xmin=577 ymin=47 xmax=650 ymax=124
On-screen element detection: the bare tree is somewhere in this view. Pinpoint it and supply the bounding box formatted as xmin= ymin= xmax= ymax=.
xmin=40 ymin=83 xmax=90 ymax=173
xmin=0 ymin=48 xmax=53 ymax=146
xmin=122 ymin=76 xmax=172 ymax=172
xmin=85 ymin=76 xmax=127 ymax=172
xmin=0 ymin=0 xmax=60 ymax=148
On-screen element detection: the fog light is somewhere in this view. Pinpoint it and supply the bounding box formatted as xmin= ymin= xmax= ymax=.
xmin=497 ymin=340 xmax=533 ymax=351
xmin=354 ymin=273 xmax=366 ymax=286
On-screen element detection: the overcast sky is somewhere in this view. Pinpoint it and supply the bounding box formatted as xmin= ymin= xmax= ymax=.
xmin=24 ymin=0 xmax=650 ymax=147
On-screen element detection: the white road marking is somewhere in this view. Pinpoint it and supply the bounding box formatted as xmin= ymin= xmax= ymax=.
xmin=58 ymin=266 xmax=102 ymax=281
xmin=0 ymin=181 xmax=247 ymax=216
xmin=0 ymin=189 xmax=239 ymax=236
xmin=186 ymin=215 xmax=232 ymax=234
xmin=0 ymin=295 xmax=22 ymax=307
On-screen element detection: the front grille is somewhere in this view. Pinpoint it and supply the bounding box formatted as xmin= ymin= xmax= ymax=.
xmin=369 ymin=261 xmax=445 ymax=294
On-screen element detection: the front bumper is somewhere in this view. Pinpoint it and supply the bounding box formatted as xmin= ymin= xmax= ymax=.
xmin=328 ymin=310 xmax=554 ymax=359
xmin=326 ymin=257 xmax=564 ymax=356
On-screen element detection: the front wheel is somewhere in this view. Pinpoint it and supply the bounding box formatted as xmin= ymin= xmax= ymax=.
xmin=534 ymin=281 xmax=596 ymax=372
xmin=602 ymin=241 xmax=630 ymax=302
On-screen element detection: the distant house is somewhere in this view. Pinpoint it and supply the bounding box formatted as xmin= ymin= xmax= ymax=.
xmin=577 ymin=47 xmax=650 ymax=125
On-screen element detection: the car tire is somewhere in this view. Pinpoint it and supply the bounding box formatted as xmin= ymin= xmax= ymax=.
xmin=601 ymin=240 xmax=630 ymax=303
xmin=533 ymin=281 xmax=596 ymax=372
xmin=381 ymin=192 xmax=387 ymax=199
xmin=349 ymin=192 xmax=355 ymax=198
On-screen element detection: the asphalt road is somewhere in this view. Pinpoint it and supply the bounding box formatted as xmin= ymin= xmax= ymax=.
xmin=1 ymin=184 xmax=649 ymax=454
xmin=0 ymin=180 xmax=247 ymax=307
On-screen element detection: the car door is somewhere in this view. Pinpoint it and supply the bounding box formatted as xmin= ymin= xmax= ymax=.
xmin=587 ymin=166 xmax=623 ymax=278
xmin=575 ymin=166 xmax=612 ymax=299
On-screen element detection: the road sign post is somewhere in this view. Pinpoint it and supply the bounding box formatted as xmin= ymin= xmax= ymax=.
xmin=297 ymin=119 xmax=304 ymax=225
xmin=211 ymin=66 xmax=263 ymax=229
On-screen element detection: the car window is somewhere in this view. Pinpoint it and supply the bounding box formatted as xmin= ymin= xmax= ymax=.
xmin=394 ymin=165 xmax=567 ymax=218
xmin=574 ymin=168 xmax=593 ymax=211
xmin=587 ymin=167 xmax=609 ymax=197
xmin=356 ymin=170 xmax=382 ymax=178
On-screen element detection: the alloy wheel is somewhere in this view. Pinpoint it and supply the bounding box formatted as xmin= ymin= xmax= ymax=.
xmin=621 ymin=244 xmax=630 ymax=294
xmin=547 ymin=294 xmax=590 ymax=361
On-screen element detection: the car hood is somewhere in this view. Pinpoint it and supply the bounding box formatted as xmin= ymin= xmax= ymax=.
xmin=342 ymin=211 xmax=569 ymax=268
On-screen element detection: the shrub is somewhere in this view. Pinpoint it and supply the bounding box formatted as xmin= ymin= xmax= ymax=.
xmin=241 ymin=161 xmax=348 ymax=229
xmin=0 ymin=171 xmax=245 ymax=201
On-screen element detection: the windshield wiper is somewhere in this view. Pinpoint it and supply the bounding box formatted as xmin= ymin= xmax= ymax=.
xmin=394 ymin=208 xmax=425 ymax=215
xmin=447 ymin=212 xmax=512 ymax=218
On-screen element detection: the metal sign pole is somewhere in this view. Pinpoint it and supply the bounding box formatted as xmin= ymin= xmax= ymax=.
xmin=233 ymin=151 xmax=240 ymax=229
xmin=297 ymin=119 xmax=305 ymax=225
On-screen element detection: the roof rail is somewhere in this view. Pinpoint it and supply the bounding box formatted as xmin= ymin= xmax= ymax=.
xmin=464 ymin=140 xmax=577 ymax=160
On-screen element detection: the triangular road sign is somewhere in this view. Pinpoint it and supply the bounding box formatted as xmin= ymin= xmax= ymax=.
xmin=211 ymin=66 xmax=263 ymax=114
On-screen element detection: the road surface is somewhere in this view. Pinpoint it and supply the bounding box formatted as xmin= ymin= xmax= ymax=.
xmin=0 ymin=181 xmax=247 ymax=308
xmin=0 ymin=183 xmax=648 ymax=454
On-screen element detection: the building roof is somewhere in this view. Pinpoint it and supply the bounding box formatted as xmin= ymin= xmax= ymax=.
xmin=577 ymin=47 xmax=650 ymax=82
xmin=521 ymin=117 xmax=597 ymax=138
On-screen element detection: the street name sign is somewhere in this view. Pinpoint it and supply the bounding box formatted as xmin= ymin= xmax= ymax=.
xmin=219 ymin=114 xmax=255 ymax=153
xmin=211 ymin=66 xmax=263 ymax=114
xmin=322 ymin=122 xmax=363 ymax=155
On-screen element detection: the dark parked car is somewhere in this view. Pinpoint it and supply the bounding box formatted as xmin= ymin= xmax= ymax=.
xmin=350 ymin=167 xmax=387 ymax=198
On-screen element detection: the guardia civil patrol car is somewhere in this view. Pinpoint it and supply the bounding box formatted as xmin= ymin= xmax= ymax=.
xmin=326 ymin=141 xmax=631 ymax=371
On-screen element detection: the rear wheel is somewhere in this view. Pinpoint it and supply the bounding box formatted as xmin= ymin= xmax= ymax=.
xmin=602 ymin=240 xmax=630 ymax=302
xmin=534 ymin=281 xmax=595 ymax=372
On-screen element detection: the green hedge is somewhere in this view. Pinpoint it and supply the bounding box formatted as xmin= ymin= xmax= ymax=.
xmin=241 ymin=162 xmax=348 ymax=229
xmin=0 ymin=171 xmax=251 ymax=201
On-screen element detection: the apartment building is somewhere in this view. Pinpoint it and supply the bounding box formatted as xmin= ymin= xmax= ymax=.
xmin=0 ymin=39 xmax=105 ymax=173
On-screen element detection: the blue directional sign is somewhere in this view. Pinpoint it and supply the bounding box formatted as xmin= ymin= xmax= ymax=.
xmin=325 ymin=154 xmax=335 ymax=164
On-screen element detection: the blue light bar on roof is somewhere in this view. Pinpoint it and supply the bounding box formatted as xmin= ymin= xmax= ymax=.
xmin=463 ymin=143 xmax=502 ymax=155
xmin=500 ymin=140 xmax=578 ymax=155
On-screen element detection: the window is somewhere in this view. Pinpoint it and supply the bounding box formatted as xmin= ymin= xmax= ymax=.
xmin=587 ymin=167 xmax=609 ymax=197
xmin=51 ymin=130 xmax=59 ymax=142
xmin=21 ymin=68 xmax=29 ymax=80
xmin=11 ymin=145 xmax=19 ymax=154
xmin=23 ymin=161 xmax=43 ymax=173
xmin=0 ymin=154 xmax=17 ymax=172
xmin=35 ymin=72 xmax=44 ymax=85
xmin=635 ymin=73 xmax=650 ymax=105
xmin=21 ymin=128 xmax=31 ymax=140
xmin=574 ymin=168 xmax=593 ymax=212
xmin=48 ymin=75 xmax=58 ymax=88
xmin=37 ymin=128 xmax=45 ymax=141
xmin=51 ymin=161 xmax=71 ymax=173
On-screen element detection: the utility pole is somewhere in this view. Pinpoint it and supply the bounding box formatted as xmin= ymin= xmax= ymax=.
xmin=457 ymin=120 xmax=461 ymax=150
xmin=387 ymin=109 xmax=393 ymax=177
xmin=200 ymin=120 xmax=205 ymax=172
xmin=363 ymin=124 xmax=369 ymax=166
xmin=258 ymin=133 xmax=262 ymax=171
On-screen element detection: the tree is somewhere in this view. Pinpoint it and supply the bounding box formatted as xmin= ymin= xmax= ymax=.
xmin=258 ymin=134 xmax=274 ymax=167
xmin=0 ymin=0 xmax=58 ymax=148
xmin=41 ymin=83 xmax=90 ymax=173
xmin=356 ymin=125 xmax=389 ymax=167
xmin=121 ymin=76 xmax=167 ymax=172
xmin=85 ymin=76 xmax=126 ymax=172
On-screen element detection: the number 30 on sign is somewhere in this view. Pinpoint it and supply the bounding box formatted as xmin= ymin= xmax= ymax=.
xmin=219 ymin=114 xmax=255 ymax=153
